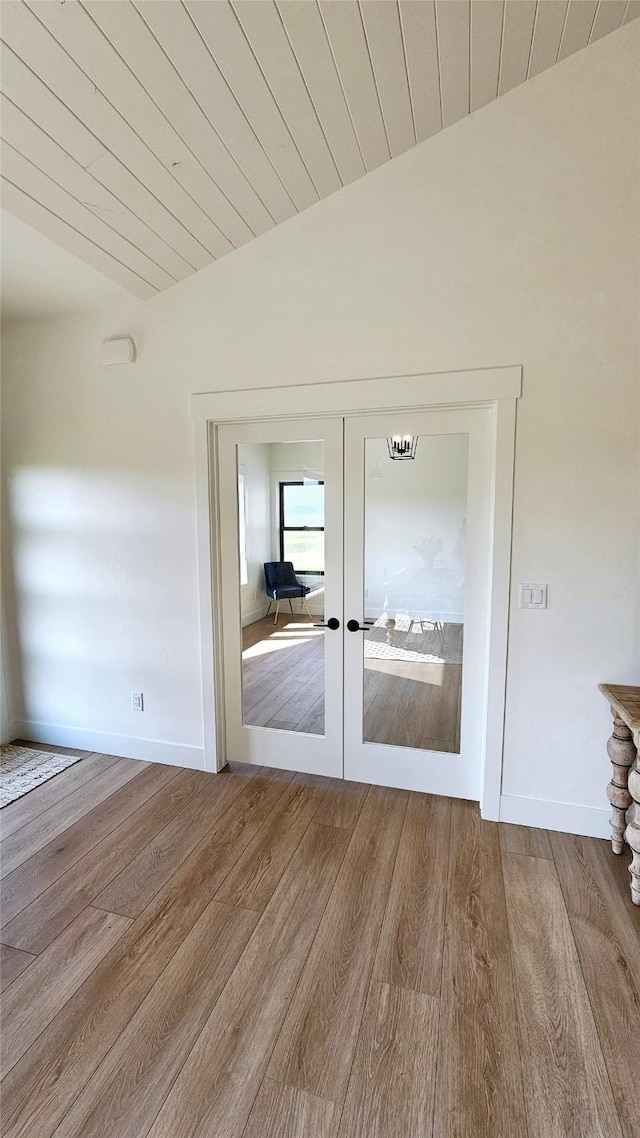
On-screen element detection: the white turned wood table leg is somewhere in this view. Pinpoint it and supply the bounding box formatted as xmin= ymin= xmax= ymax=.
xmin=606 ymin=713 xmax=635 ymax=854
xmin=624 ymin=731 xmax=640 ymax=906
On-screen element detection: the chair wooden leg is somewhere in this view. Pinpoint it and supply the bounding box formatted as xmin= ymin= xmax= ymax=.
xmin=302 ymin=598 xmax=313 ymax=621
xmin=288 ymin=599 xmax=293 ymax=614
xmin=274 ymin=600 xmax=280 ymax=624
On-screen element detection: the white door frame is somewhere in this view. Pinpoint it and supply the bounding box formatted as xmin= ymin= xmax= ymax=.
xmin=191 ymin=366 xmax=521 ymax=821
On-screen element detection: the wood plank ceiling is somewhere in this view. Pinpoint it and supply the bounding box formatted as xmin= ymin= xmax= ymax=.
xmin=1 ymin=0 xmax=637 ymax=300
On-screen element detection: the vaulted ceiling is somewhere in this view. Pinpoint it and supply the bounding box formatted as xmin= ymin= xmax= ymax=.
xmin=1 ymin=0 xmax=637 ymax=300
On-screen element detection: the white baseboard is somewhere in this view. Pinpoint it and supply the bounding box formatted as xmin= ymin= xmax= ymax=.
xmin=499 ymin=793 xmax=610 ymax=840
xmin=13 ymin=720 xmax=205 ymax=770
xmin=241 ymin=604 xmax=270 ymax=628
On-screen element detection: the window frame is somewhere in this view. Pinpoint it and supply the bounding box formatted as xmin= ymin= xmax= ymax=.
xmin=278 ymin=480 xmax=325 ymax=576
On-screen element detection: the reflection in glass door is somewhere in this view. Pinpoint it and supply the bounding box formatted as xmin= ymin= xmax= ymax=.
xmin=362 ymin=433 xmax=468 ymax=754
xmin=343 ymin=408 xmax=492 ymax=799
xmin=217 ymin=418 xmax=343 ymax=778
xmin=238 ymin=441 xmax=326 ymax=736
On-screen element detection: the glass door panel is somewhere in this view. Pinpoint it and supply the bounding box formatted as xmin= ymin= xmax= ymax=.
xmin=363 ymin=433 xmax=468 ymax=754
xmin=238 ymin=442 xmax=325 ymax=735
xmin=217 ymin=418 xmax=343 ymax=777
xmin=343 ymin=408 xmax=492 ymax=799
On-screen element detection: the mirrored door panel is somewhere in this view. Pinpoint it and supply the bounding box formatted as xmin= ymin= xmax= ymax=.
xmin=363 ymin=433 xmax=468 ymax=754
xmin=237 ymin=440 xmax=326 ymax=736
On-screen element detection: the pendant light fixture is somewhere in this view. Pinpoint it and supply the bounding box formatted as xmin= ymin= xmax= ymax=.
xmin=387 ymin=435 xmax=418 ymax=460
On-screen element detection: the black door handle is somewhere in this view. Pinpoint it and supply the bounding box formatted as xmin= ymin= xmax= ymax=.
xmin=313 ymin=617 xmax=340 ymax=630
xmin=346 ymin=619 xmax=375 ymax=632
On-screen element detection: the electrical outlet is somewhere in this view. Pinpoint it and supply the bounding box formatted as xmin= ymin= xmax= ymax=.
xmin=131 ymin=691 xmax=144 ymax=712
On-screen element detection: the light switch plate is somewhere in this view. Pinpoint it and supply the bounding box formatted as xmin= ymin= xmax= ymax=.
xmin=519 ymin=583 xmax=548 ymax=610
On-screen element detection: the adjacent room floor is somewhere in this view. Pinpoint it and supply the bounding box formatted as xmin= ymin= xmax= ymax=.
xmin=0 ymin=745 xmax=637 ymax=1138
xmin=242 ymin=614 xmax=463 ymax=752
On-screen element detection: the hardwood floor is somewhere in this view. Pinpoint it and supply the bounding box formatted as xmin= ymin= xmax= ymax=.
xmin=242 ymin=614 xmax=462 ymax=752
xmin=1 ymin=748 xmax=638 ymax=1138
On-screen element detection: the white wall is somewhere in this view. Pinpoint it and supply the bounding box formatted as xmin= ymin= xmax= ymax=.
xmin=237 ymin=443 xmax=271 ymax=626
xmin=364 ymin=434 xmax=468 ymax=620
xmin=1 ymin=24 xmax=638 ymax=820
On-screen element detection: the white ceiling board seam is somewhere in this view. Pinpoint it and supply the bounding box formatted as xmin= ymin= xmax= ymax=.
xmin=432 ymin=3 xmax=446 ymax=133
xmin=20 ymin=0 xmax=230 ymax=259
xmin=0 ymin=121 xmax=180 ymax=287
xmin=525 ymin=1 xmax=540 ymax=80
xmin=0 ymin=42 xmax=204 ymax=274
xmin=435 ymin=4 xmax=444 ymax=132
xmin=272 ymin=1 xmax=344 ymax=189
xmin=589 ymin=0 xmax=627 ymax=43
xmin=397 ymin=2 xmax=418 ymax=145
xmin=357 ymin=0 xmax=394 ymax=159
xmin=228 ymin=0 xmax=322 ymax=200
xmin=180 ymin=0 xmax=298 ymax=214
xmin=315 ymin=0 xmax=368 ymax=173
xmin=1 ymin=176 xmax=158 ymax=298
xmin=79 ymin=0 xmax=259 ymax=242
xmin=555 ymin=0 xmax=572 ymax=61
xmin=587 ymin=1 xmax=602 ymax=44
xmin=496 ymin=0 xmax=508 ymax=100
xmin=467 ymin=0 xmax=472 ymax=115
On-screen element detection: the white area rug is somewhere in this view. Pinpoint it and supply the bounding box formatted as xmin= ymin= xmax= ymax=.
xmin=0 ymin=745 xmax=83 ymax=808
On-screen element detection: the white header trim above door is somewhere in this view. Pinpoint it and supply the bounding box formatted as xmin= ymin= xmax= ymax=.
xmin=191 ymin=366 xmax=522 ymax=422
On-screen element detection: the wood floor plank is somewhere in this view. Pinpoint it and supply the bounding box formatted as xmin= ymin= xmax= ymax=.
xmin=314 ymin=778 xmax=369 ymax=831
xmin=264 ymin=668 xmax=325 ymax=731
xmin=373 ymin=792 xmax=451 ymax=996
xmin=1 ymin=905 xmax=132 ymax=1074
xmin=502 ymin=851 xmax=622 ymax=1138
xmin=51 ymin=900 xmax=258 ymax=1138
xmin=0 ymin=752 xmax=121 ymax=838
xmin=145 ymin=821 xmax=349 ymax=1138
xmin=214 ymin=772 xmax=328 ymax=911
xmin=433 ymin=800 xmax=527 ymax=1138
xmin=549 ymin=832 xmax=640 ymax=1137
xmin=0 ymin=758 xmax=151 ymax=878
xmin=94 ymin=766 xmax=291 ymax=917
xmin=0 ymin=768 xmax=307 ymax=1138
xmin=11 ymin=740 xmax=92 ymax=757
xmin=0 ymin=769 xmax=218 ymax=954
xmin=266 ymin=785 xmax=408 ymax=1102
xmin=0 ymin=942 xmax=35 ymax=992
xmin=0 ymin=763 xmax=178 ymax=928
xmin=338 ymin=981 xmax=439 ymax=1137
xmin=499 ymin=822 xmax=553 ymax=859
xmin=244 ymin=1080 xmax=340 ymax=1138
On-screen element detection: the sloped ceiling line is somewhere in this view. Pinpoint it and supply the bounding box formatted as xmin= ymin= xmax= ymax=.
xmin=1 ymin=0 xmax=637 ymax=301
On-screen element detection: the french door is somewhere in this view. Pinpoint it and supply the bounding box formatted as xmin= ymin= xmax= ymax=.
xmin=217 ymin=406 xmax=493 ymax=799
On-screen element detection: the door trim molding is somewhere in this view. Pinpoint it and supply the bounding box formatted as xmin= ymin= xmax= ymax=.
xmin=192 ymin=366 xmax=521 ymax=423
xmin=192 ymin=366 xmax=521 ymax=819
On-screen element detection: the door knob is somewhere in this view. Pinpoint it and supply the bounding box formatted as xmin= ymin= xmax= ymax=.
xmin=346 ymin=619 xmax=375 ymax=632
xmin=313 ymin=617 xmax=340 ymax=630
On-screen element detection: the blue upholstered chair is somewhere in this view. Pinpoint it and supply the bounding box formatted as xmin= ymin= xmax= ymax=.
xmin=264 ymin=562 xmax=313 ymax=623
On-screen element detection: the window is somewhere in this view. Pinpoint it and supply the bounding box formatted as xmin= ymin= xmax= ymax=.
xmin=238 ymin=473 xmax=248 ymax=586
xmin=279 ymin=481 xmax=324 ymax=574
